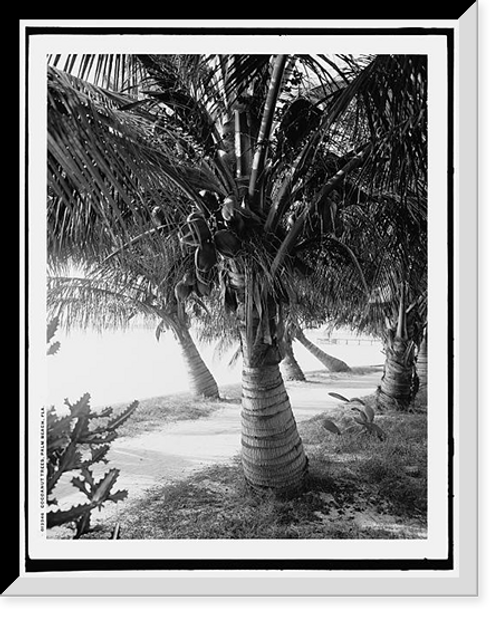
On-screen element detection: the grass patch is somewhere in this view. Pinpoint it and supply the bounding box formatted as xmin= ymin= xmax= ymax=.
xmin=106 ymin=383 xmax=242 ymax=438
xmin=82 ymin=381 xmax=427 ymax=541
xmin=299 ymin=389 xmax=428 ymax=520
xmin=86 ymin=392 xmax=427 ymax=541
xmin=104 ymin=461 xmax=405 ymax=540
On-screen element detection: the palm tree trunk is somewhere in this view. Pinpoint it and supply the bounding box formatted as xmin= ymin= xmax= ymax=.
xmin=378 ymin=283 xmax=418 ymax=408
xmin=174 ymin=321 xmax=220 ymax=399
xmin=240 ymin=361 xmax=308 ymax=495
xmin=280 ymin=331 xmax=306 ymax=381
xmin=236 ymin=288 xmax=308 ymax=494
xmin=416 ymin=328 xmax=428 ymax=389
xmin=378 ymin=335 xmax=417 ymax=408
xmin=294 ymin=328 xmax=351 ymax=372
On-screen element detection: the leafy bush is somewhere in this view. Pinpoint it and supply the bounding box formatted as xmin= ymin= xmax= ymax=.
xmin=45 ymin=318 xmax=137 ymax=538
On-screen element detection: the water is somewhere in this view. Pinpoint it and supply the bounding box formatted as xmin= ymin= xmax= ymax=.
xmin=46 ymin=326 xmax=385 ymax=410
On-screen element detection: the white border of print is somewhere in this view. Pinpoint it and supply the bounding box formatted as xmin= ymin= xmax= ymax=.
xmin=12 ymin=11 xmax=477 ymax=596
xmin=27 ymin=27 xmax=448 ymax=564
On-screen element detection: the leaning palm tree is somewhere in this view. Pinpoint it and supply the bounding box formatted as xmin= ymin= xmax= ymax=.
xmin=280 ymin=325 xmax=307 ymax=382
xmin=47 ymin=252 xmax=221 ymax=400
xmin=47 ymin=53 xmax=427 ymax=493
xmin=292 ymin=326 xmax=351 ymax=373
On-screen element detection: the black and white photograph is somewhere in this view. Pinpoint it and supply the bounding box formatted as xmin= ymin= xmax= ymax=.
xmin=11 ymin=11 xmax=479 ymax=598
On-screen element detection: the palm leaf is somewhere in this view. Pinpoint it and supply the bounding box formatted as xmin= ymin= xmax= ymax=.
xmin=46 ymin=53 xmax=428 ymax=355
xmin=267 ymin=54 xmax=427 ymax=269
xmin=46 ymin=316 xmax=60 ymax=343
xmin=264 ymin=59 xmax=377 ymax=231
xmin=137 ymin=55 xmax=221 ymax=155
xmin=355 ymin=55 xmax=427 ymax=199
xmin=47 ymin=66 xmax=220 ymax=264
xmin=47 ymin=341 xmax=61 ymax=356
xmin=47 ymin=271 xmax=160 ymax=332
xmin=47 ymin=214 xmax=201 ymax=338
xmin=48 ymin=54 xmax=146 ymax=94
xmin=271 ymin=144 xmax=372 ymax=276
xmin=328 ymin=392 xmax=350 ymax=403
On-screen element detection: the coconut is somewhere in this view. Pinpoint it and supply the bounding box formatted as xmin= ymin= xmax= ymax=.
xmin=199 ymin=190 xmax=219 ymax=212
xmin=151 ymin=206 xmax=166 ymax=228
xmin=187 ymin=212 xmax=211 ymax=243
xmin=182 ymin=270 xmax=197 ymax=286
xmin=221 ymin=196 xmax=236 ymax=221
xmin=195 ymin=279 xmax=211 ymax=297
xmin=195 ymin=242 xmax=217 ymax=273
xmin=225 ymin=211 xmax=246 ymax=236
xmin=214 ymin=229 xmax=241 ymax=257
xmin=174 ymin=281 xmax=192 ymax=303
xmin=196 ymin=268 xmax=215 ymax=288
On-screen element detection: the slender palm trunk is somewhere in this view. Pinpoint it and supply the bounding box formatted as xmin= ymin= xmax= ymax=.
xmin=178 ymin=329 xmax=219 ymax=398
xmin=171 ymin=318 xmax=219 ymax=399
xmin=294 ymin=328 xmax=351 ymax=372
xmin=280 ymin=331 xmax=306 ymax=381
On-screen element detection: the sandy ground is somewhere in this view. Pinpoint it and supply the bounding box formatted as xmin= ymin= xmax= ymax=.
xmin=51 ymin=368 xmax=383 ymax=527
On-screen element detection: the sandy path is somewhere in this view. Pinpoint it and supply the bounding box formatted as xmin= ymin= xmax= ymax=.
xmin=52 ymin=369 xmax=382 ymax=526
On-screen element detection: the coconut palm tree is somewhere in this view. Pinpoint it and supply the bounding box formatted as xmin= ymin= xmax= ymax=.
xmin=293 ymin=327 xmax=351 ymax=373
xmin=47 ymin=65 xmax=222 ymax=398
xmin=374 ymin=284 xmax=424 ymax=407
xmin=322 ymin=193 xmax=428 ymax=408
xmin=280 ymin=325 xmax=307 ymax=382
xmin=47 ymin=235 xmax=220 ymax=399
xmin=47 ymin=53 xmax=427 ymax=493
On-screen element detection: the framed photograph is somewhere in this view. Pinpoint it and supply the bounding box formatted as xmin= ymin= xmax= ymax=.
xmin=12 ymin=8 xmax=477 ymax=597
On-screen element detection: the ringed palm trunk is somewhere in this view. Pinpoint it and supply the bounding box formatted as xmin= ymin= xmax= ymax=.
xmin=294 ymin=328 xmax=351 ymax=373
xmin=280 ymin=329 xmax=306 ymax=381
xmin=377 ymin=284 xmax=418 ymax=408
xmin=236 ymin=287 xmax=308 ymax=495
xmin=378 ymin=335 xmax=417 ymax=407
xmin=241 ymin=362 xmax=308 ymax=494
xmin=416 ymin=328 xmax=428 ymax=390
xmin=166 ymin=311 xmax=219 ymax=399
xmin=177 ymin=325 xmax=220 ymax=399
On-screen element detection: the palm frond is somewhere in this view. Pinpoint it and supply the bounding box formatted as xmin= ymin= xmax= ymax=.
xmin=264 ymin=58 xmax=377 ymax=232
xmin=46 ymin=273 xmax=158 ymax=333
xmin=48 ymin=54 xmax=146 ymax=95
xmin=47 ymin=215 xmax=201 ymax=335
xmin=137 ymin=55 xmax=222 ymax=155
xmin=220 ymin=55 xmax=271 ymax=97
xmin=46 ymin=53 xmax=428 ymax=349
xmin=267 ymin=54 xmax=426 ymax=244
xmin=354 ymin=55 xmax=427 ymax=200
xmin=47 ymin=66 xmax=222 ymax=265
